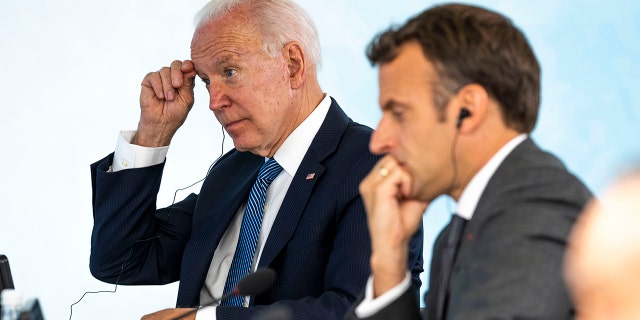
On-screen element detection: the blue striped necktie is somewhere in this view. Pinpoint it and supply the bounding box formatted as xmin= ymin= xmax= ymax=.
xmin=221 ymin=158 xmax=283 ymax=307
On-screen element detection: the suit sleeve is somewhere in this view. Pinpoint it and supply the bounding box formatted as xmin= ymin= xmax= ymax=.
xmin=89 ymin=153 xmax=196 ymax=285
xmin=345 ymin=285 xmax=422 ymax=320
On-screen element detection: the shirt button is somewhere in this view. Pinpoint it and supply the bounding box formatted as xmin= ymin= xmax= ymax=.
xmin=121 ymin=160 xmax=129 ymax=168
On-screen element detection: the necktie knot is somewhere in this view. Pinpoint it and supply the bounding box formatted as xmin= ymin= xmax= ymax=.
xmin=257 ymin=158 xmax=283 ymax=182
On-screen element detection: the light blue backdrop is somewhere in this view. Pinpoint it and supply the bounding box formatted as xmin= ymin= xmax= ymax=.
xmin=0 ymin=1 xmax=638 ymax=319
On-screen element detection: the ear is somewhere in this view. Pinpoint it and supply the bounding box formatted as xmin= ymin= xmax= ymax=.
xmin=284 ymin=42 xmax=305 ymax=89
xmin=454 ymin=83 xmax=489 ymax=133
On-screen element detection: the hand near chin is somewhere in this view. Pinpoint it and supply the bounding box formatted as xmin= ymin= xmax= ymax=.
xmin=360 ymin=155 xmax=428 ymax=246
xmin=359 ymin=155 xmax=428 ymax=297
xmin=135 ymin=60 xmax=198 ymax=147
xmin=140 ymin=308 xmax=196 ymax=320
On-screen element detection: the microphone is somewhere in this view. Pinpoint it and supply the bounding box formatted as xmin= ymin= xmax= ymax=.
xmin=170 ymin=268 xmax=276 ymax=320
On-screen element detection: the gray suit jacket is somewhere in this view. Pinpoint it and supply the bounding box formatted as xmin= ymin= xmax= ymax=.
xmin=347 ymin=138 xmax=593 ymax=320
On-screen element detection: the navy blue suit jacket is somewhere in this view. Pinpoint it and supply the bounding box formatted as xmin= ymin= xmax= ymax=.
xmin=90 ymin=99 xmax=424 ymax=320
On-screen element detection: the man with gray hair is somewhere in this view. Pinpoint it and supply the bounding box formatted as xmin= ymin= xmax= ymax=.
xmin=88 ymin=0 xmax=423 ymax=319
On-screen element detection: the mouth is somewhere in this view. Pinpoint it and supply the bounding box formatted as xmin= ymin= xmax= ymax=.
xmin=223 ymin=119 xmax=241 ymax=128
xmin=223 ymin=118 xmax=248 ymax=134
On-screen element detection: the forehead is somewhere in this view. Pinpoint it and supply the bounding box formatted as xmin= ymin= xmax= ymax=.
xmin=190 ymin=10 xmax=263 ymax=62
xmin=378 ymin=41 xmax=437 ymax=104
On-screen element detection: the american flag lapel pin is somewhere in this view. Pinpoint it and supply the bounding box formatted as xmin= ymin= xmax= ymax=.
xmin=306 ymin=173 xmax=316 ymax=180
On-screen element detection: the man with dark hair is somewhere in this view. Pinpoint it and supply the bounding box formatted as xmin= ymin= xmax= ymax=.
xmin=347 ymin=3 xmax=592 ymax=320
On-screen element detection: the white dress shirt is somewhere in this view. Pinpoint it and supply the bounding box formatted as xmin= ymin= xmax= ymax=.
xmin=355 ymin=134 xmax=528 ymax=317
xmin=112 ymin=95 xmax=332 ymax=319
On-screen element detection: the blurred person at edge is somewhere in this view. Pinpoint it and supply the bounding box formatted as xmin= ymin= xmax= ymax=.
xmin=565 ymin=168 xmax=640 ymax=320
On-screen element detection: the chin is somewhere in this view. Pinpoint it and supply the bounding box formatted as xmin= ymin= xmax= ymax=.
xmin=234 ymin=143 xmax=269 ymax=157
xmin=231 ymin=142 xmax=253 ymax=153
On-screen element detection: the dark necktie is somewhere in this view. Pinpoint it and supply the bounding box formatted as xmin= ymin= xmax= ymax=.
xmin=221 ymin=158 xmax=283 ymax=307
xmin=436 ymin=214 xmax=467 ymax=319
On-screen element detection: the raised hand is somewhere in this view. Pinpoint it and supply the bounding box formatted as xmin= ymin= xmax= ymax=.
xmin=134 ymin=60 xmax=197 ymax=147
xmin=359 ymin=155 xmax=428 ymax=297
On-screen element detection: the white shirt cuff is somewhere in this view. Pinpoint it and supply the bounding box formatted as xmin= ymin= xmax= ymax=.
xmin=195 ymin=306 xmax=216 ymax=320
xmin=111 ymin=130 xmax=169 ymax=172
xmin=354 ymin=272 xmax=412 ymax=318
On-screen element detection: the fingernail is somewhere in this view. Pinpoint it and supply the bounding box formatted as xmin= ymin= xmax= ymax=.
xmin=167 ymin=90 xmax=174 ymax=100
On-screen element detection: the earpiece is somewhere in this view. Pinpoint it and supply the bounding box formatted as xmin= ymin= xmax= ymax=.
xmin=456 ymin=108 xmax=471 ymax=128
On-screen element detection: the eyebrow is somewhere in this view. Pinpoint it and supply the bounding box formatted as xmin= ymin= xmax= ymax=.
xmin=193 ymin=50 xmax=245 ymax=76
xmin=381 ymin=99 xmax=404 ymax=111
xmin=214 ymin=49 xmax=247 ymax=68
xmin=214 ymin=55 xmax=234 ymax=67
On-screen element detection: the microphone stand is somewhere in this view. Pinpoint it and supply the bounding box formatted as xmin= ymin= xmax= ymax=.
xmin=170 ymin=268 xmax=276 ymax=320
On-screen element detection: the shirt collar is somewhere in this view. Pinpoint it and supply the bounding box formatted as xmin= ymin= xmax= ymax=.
xmin=456 ymin=134 xmax=528 ymax=220
xmin=269 ymin=94 xmax=332 ymax=177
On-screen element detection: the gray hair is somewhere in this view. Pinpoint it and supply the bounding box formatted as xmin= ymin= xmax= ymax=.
xmin=194 ymin=0 xmax=322 ymax=71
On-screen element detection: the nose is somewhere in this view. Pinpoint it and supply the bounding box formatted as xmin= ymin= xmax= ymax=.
xmin=369 ymin=116 xmax=393 ymax=155
xmin=208 ymin=82 xmax=230 ymax=111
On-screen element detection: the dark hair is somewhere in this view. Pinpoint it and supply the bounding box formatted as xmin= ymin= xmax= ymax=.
xmin=367 ymin=3 xmax=540 ymax=133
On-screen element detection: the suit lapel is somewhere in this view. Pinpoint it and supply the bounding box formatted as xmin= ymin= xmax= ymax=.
xmin=430 ymin=140 xmax=538 ymax=317
xmin=257 ymin=160 xmax=326 ymax=268
xmin=469 ymin=138 xmax=539 ymax=227
xmin=178 ymin=151 xmax=263 ymax=306
xmin=257 ymin=98 xmax=350 ymax=268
